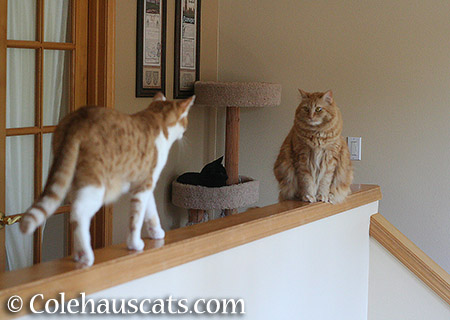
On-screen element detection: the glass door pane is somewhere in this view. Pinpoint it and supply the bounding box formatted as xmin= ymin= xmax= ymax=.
xmin=5 ymin=135 xmax=35 ymax=215
xmin=5 ymin=224 xmax=33 ymax=271
xmin=44 ymin=0 xmax=72 ymax=43
xmin=43 ymin=50 xmax=70 ymax=126
xmin=42 ymin=133 xmax=53 ymax=187
xmin=6 ymin=48 xmax=36 ymax=128
xmin=7 ymin=0 xmax=37 ymax=41
xmin=5 ymin=135 xmax=35 ymax=271
xmin=42 ymin=213 xmax=67 ymax=263
xmin=43 ymin=133 xmax=70 ymax=205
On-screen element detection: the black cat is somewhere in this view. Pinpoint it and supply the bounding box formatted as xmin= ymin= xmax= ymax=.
xmin=177 ymin=156 xmax=228 ymax=187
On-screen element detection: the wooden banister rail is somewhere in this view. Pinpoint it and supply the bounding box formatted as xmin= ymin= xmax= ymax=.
xmin=0 ymin=184 xmax=381 ymax=318
xmin=370 ymin=213 xmax=450 ymax=305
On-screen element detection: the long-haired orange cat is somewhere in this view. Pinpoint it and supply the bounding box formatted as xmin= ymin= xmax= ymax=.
xmin=274 ymin=89 xmax=353 ymax=204
xmin=20 ymin=93 xmax=194 ymax=267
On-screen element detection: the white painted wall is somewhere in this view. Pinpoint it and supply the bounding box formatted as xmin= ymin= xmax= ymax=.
xmin=17 ymin=202 xmax=377 ymax=319
xmin=368 ymin=238 xmax=450 ymax=320
xmin=88 ymin=202 xmax=377 ymax=319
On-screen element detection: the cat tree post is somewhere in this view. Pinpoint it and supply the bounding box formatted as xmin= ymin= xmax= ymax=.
xmin=225 ymin=106 xmax=240 ymax=215
xmin=194 ymin=81 xmax=282 ymax=216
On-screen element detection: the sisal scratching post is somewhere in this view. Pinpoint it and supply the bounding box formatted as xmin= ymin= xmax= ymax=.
xmin=193 ymin=81 xmax=282 ymax=216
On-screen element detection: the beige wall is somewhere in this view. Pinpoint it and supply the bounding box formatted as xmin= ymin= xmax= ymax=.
xmin=113 ymin=0 xmax=218 ymax=244
xmin=218 ymin=0 xmax=450 ymax=272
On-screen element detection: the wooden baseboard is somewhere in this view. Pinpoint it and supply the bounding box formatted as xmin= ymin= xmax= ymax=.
xmin=370 ymin=213 xmax=450 ymax=305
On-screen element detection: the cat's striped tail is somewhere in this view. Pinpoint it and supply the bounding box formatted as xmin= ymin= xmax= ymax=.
xmin=20 ymin=136 xmax=80 ymax=234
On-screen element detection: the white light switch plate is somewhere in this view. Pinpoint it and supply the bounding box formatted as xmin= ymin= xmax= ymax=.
xmin=347 ymin=137 xmax=362 ymax=161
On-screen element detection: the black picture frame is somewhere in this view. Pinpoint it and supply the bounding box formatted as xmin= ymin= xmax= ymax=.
xmin=174 ymin=0 xmax=201 ymax=99
xmin=136 ymin=0 xmax=167 ymax=97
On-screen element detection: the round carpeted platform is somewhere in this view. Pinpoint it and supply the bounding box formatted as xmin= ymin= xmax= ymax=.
xmin=194 ymin=81 xmax=282 ymax=107
xmin=172 ymin=176 xmax=259 ymax=210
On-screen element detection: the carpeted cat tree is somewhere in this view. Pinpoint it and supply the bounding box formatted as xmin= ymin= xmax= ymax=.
xmin=172 ymin=81 xmax=282 ymax=224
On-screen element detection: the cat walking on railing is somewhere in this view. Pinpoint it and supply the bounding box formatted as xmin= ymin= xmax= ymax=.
xmin=20 ymin=93 xmax=194 ymax=268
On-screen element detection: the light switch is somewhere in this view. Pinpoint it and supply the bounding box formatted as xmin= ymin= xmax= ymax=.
xmin=347 ymin=137 xmax=361 ymax=161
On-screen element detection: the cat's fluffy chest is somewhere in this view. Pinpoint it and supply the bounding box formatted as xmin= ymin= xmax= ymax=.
xmin=293 ymin=134 xmax=338 ymax=186
xmin=296 ymin=128 xmax=338 ymax=148
xmin=306 ymin=147 xmax=327 ymax=185
xmin=310 ymin=148 xmax=325 ymax=169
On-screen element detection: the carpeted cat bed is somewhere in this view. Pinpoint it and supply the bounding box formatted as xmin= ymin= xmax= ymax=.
xmin=194 ymin=81 xmax=282 ymax=107
xmin=172 ymin=176 xmax=259 ymax=210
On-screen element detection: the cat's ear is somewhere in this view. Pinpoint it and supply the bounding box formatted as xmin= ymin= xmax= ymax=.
xmin=153 ymin=92 xmax=166 ymax=101
xmin=179 ymin=95 xmax=195 ymax=116
xmin=216 ymin=156 xmax=224 ymax=164
xmin=298 ymin=89 xmax=308 ymax=100
xmin=322 ymin=90 xmax=333 ymax=104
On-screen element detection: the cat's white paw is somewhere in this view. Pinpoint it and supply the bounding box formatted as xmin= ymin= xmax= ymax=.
xmin=127 ymin=237 xmax=145 ymax=251
xmin=148 ymin=227 xmax=165 ymax=240
xmin=317 ymin=193 xmax=330 ymax=203
xmin=328 ymin=193 xmax=345 ymax=205
xmin=74 ymin=250 xmax=94 ymax=268
xmin=73 ymin=251 xmax=80 ymax=262
xmin=302 ymin=194 xmax=316 ymax=203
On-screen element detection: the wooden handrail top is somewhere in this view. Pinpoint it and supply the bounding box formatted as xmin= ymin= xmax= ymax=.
xmin=370 ymin=213 xmax=450 ymax=305
xmin=0 ymin=184 xmax=381 ymax=310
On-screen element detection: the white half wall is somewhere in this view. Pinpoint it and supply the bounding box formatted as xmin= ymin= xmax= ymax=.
xmin=368 ymin=238 xmax=450 ymax=320
xmin=76 ymin=202 xmax=377 ymax=319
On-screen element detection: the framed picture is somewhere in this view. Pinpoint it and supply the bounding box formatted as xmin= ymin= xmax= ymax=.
xmin=174 ymin=0 xmax=201 ymax=99
xmin=136 ymin=0 xmax=167 ymax=97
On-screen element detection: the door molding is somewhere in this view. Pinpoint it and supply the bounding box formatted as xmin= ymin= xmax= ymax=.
xmin=0 ymin=0 xmax=7 ymax=272
xmin=87 ymin=0 xmax=116 ymax=249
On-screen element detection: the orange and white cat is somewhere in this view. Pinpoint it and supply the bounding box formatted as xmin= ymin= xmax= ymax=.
xmin=20 ymin=93 xmax=194 ymax=267
xmin=274 ymin=89 xmax=353 ymax=204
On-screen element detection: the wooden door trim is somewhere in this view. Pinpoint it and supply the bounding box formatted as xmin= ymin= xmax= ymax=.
xmin=0 ymin=0 xmax=7 ymax=272
xmin=87 ymin=0 xmax=116 ymax=108
xmin=87 ymin=0 xmax=116 ymax=249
